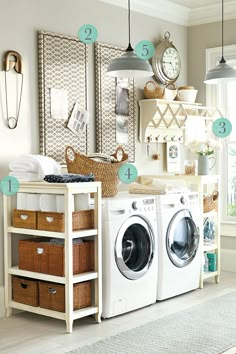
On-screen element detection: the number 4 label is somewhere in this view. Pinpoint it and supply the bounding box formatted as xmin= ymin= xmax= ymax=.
xmin=118 ymin=164 xmax=138 ymax=184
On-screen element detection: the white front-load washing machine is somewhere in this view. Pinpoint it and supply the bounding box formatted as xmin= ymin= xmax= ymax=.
xmin=156 ymin=192 xmax=201 ymax=300
xmin=102 ymin=192 xmax=158 ymax=318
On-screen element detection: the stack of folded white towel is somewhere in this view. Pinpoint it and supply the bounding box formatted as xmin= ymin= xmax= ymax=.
xmin=9 ymin=154 xmax=61 ymax=181
xmin=129 ymin=178 xmax=189 ymax=195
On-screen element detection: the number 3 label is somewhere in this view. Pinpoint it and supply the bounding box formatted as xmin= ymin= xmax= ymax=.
xmin=212 ymin=117 xmax=232 ymax=138
xmin=135 ymin=40 xmax=155 ymax=61
xmin=78 ymin=24 xmax=98 ymax=44
xmin=118 ymin=164 xmax=138 ymax=184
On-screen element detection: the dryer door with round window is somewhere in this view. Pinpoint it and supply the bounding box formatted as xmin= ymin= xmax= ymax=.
xmin=166 ymin=209 xmax=199 ymax=268
xmin=115 ymin=215 xmax=155 ymax=280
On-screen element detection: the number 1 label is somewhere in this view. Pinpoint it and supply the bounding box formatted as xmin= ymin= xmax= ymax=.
xmin=0 ymin=176 xmax=19 ymax=196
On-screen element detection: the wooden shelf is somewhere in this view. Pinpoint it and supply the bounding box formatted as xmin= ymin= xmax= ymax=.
xmin=203 ymin=244 xmax=218 ymax=252
xmin=8 ymin=227 xmax=98 ymax=239
xmin=9 ymin=267 xmax=98 ymax=284
xmin=203 ymin=271 xmax=219 ymax=280
xmin=4 ymin=181 xmax=102 ymax=333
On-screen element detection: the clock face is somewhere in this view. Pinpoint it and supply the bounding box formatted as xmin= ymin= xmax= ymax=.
xmin=161 ymin=47 xmax=181 ymax=80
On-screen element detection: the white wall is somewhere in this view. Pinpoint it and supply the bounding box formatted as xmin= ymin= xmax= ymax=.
xmin=0 ymin=0 xmax=187 ymax=290
xmin=188 ymin=19 xmax=236 ymax=272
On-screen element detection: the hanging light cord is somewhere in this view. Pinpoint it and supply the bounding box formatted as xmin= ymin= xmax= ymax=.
xmin=220 ymin=0 xmax=226 ymax=63
xmin=127 ymin=0 xmax=133 ymax=51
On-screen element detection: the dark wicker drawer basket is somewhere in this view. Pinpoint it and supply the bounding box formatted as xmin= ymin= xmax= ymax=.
xmin=12 ymin=276 xmax=39 ymax=307
xmin=39 ymin=280 xmax=92 ymax=312
xmin=18 ymin=238 xmax=94 ymax=276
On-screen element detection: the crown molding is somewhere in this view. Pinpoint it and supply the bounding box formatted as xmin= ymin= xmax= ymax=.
xmin=98 ymin=0 xmax=190 ymax=26
xmin=98 ymin=0 xmax=236 ymax=26
xmin=188 ymin=2 xmax=236 ymax=26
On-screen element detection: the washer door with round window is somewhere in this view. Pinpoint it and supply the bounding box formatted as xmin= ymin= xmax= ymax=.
xmin=166 ymin=209 xmax=199 ymax=268
xmin=115 ymin=215 xmax=155 ymax=280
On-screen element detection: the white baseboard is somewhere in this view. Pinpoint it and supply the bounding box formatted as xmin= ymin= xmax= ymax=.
xmin=0 ymin=286 xmax=5 ymax=318
xmin=221 ymin=249 xmax=236 ymax=272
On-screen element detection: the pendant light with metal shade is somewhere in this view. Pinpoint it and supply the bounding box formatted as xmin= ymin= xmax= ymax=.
xmin=106 ymin=0 xmax=154 ymax=78
xmin=204 ymin=0 xmax=236 ymax=84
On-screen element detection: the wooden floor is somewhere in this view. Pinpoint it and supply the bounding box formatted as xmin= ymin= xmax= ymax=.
xmin=0 ymin=272 xmax=236 ymax=354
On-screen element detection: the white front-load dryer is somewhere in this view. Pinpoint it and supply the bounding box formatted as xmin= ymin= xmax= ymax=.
xmin=156 ymin=192 xmax=201 ymax=300
xmin=102 ymin=192 xmax=158 ymax=318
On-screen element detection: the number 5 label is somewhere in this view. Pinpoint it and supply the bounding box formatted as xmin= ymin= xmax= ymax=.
xmin=212 ymin=117 xmax=232 ymax=138
xmin=135 ymin=40 xmax=155 ymax=61
xmin=118 ymin=164 xmax=138 ymax=184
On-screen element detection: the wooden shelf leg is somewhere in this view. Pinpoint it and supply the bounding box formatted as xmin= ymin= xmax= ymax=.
xmin=66 ymin=319 xmax=73 ymax=333
xmin=6 ymin=307 xmax=12 ymax=317
xmin=215 ymin=275 xmax=220 ymax=284
xmin=95 ymin=312 xmax=102 ymax=323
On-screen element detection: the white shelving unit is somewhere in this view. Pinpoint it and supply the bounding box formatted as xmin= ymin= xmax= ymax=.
xmin=138 ymin=99 xmax=222 ymax=143
xmin=139 ymin=174 xmax=221 ymax=289
xmin=3 ymin=181 xmax=102 ymax=333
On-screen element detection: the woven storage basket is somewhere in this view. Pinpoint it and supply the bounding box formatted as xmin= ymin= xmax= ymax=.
xmin=12 ymin=209 xmax=37 ymax=229
xmin=19 ymin=238 xmax=94 ymax=276
xmin=143 ymin=80 xmax=164 ymax=99
xmin=39 ymin=280 xmax=92 ymax=312
xmin=65 ymin=146 xmax=128 ymax=198
xmin=203 ymin=190 xmax=219 ymax=213
xmin=12 ymin=276 xmax=39 ymax=307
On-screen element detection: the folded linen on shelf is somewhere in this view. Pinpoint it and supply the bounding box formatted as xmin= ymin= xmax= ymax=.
xmin=44 ymin=173 xmax=94 ymax=183
xmin=129 ymin=179 xmax=189 ymax=195
xmin=9 ymin=154 xmax=61 ymax=180
xmin=9 ymin=171 xmax=41 ymax=181
xmin=50 ymin=238 xmax=83 ymax=245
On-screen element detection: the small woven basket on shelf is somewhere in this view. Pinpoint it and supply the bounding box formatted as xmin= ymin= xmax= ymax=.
xmin=143 ymin=80 xmax=164 ymax=99
xmin=203 ymin=190 xmax=219 ymax=213
xmin=65 ymin=146 xmax=128 ymax=198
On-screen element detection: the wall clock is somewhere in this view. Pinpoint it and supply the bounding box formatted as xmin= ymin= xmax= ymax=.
xmin=152 ymin=31 xmax=181 ymax=85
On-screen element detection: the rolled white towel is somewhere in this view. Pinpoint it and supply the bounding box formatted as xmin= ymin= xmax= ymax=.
xmin=74 ymin=194 xmax=89 ymax=211
xmin=9 ymin=154 xmax=61 ymax=179
xmin=26 ymin=194 xmax=40 ymax=211
xmin=40 ymin=194 xmax=57 ymax=212
xmin=17 ymin=193 xmax=28 ymax=209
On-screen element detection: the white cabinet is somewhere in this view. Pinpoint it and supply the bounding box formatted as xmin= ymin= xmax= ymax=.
xmin=139 ymin=174 xmax=220 ymax=289
xmin=3 ymin=181 xmax=102 ymax=333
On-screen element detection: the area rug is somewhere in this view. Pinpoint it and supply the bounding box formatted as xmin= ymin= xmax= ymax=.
xmin=67 ymin=292 xmax=236 ymax=354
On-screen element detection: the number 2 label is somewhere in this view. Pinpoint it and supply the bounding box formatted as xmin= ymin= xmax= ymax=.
xmin=78 ymin=24 xmax=98 ymax=44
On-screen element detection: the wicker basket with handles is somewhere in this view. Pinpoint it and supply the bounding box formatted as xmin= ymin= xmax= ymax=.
xmin=143 ymin=80 xmax=164 ymax=99
xmin=203 ymin=190 xmax=219 ymax=213
xmin=65 ymin=146 xmax=128 ymax=198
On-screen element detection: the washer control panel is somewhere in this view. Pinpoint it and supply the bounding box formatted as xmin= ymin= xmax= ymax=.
xmin=131 ymin=198 xmax=155 ymax=213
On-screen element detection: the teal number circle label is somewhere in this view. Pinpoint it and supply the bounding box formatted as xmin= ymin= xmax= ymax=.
xmin=135 ymin=40 xmax=155 ymax=61
xmin=78 ymin=24 xmax=98 ymax=44
xmin=118 ymin=164 xmax=138 ymax=184
xmin=0 ymin=176 xmax=19 ymax=196
xmin=212 ymin=117 xmax=232 ymax=138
